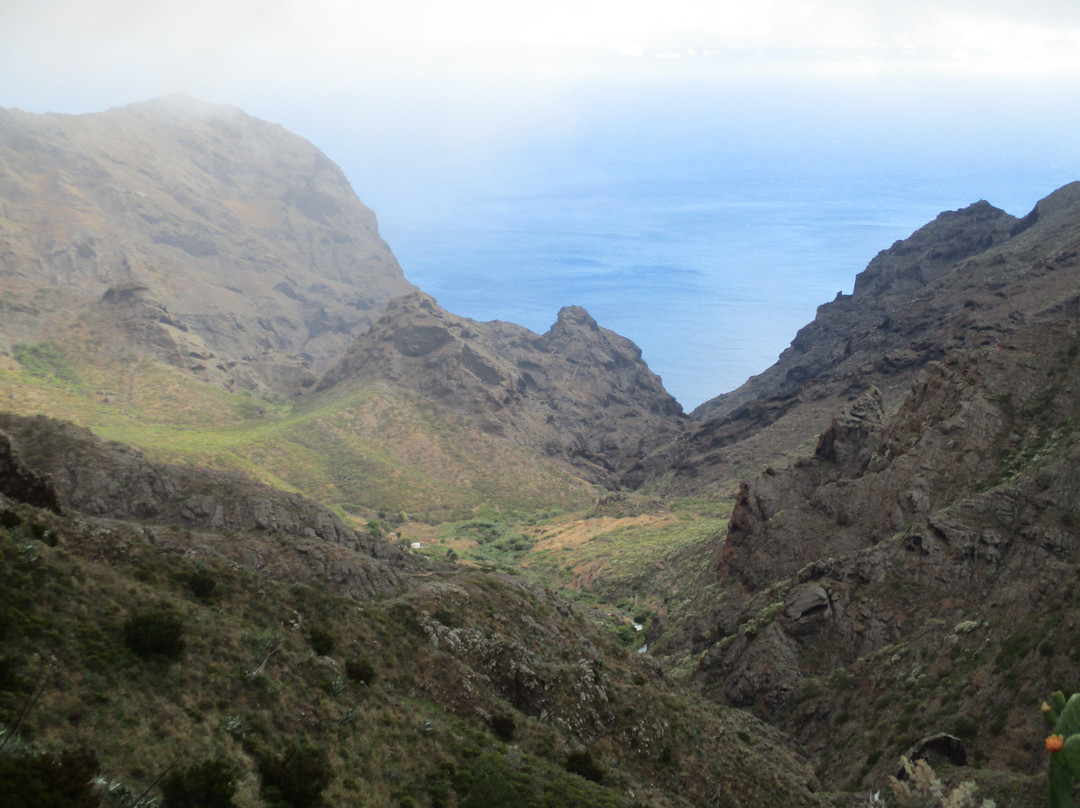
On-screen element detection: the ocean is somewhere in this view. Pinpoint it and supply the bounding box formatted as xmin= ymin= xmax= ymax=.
xmin=320 ymin=77 xmax=1080 ymax=411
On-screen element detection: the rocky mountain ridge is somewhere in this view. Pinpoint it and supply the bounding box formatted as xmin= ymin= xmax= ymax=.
xmin=637 ymin=183 xmax=1080 ymax=495
xmin=316 ymin=290 xmax=685 ymax=486
xmin=684 ymin=312 xmax=1080 ymax=789
xmin=0 ymin=411 xmax=412 ymax=599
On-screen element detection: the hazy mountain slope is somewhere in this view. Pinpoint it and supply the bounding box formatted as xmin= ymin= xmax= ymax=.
xmin=317 ymin=291 xmax=686 ymax=486
xmin=0 ymin=96 xmax=687 ymax=502
xmin=633 ymin=183 xmax=1080 ymax=495
xmin=0 ymin=95 xmax=415 ymax=395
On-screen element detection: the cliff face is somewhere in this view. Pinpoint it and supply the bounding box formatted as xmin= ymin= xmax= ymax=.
xmin=636 ymin=183 xmax=1080 ymax=494
xmin=317 ymin=292 xmax=686 ymax=486
xmin=691 ymin=315 xmax=1080 ymax=787
xmin=0 ymin=95 xmax=415 ymax=394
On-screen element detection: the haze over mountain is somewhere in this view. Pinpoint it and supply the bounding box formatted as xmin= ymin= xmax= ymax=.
xmin=0 ymin=95 xmax=414 ymax=395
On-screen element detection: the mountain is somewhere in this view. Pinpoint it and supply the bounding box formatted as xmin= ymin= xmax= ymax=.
xmin=316 ymin=291 xmax=685 ymax=486
xmin=0 ymin=95 xmax=415 ymax=395
xmin=4 ymin=93 xmax=1080 ymax=805
xmin=633 ymin=185 xmax=1080 ymax=494
xmin=0 ymin=97 xmax=685 ymax=495
xmin=640 ymin=183 xmax=1080 ymax=793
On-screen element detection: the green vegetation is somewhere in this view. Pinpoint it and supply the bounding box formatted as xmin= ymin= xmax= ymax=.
xmin=521 ymin=498 xmax=730 ymax=603
xmin=121 ymin=605 xmax=186 ymax=660
xmin=162 ymin=758 xmax=240 ymax=808
xmin=0 ymin=501 xmax=826 ymax=808
xmin=1 ymin=349 xmax=595 ymax=522
xmin=12 ymin=342 xmax=79 ymax=384
xmin=1044 ymin=691 xmax=1080 ymax=808
xmin=437 ymin=506 xmax=539 ymax=567
xmin=0 ymin=747 xmax=100 ymax=808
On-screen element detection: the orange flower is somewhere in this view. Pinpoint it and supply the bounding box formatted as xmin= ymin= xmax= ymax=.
xmin=1047 ymin=734 xmax=1065 ymax=753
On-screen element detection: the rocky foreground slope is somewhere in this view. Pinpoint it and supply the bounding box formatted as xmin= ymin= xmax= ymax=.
xmin=0 ymin=414 xmax=826 ymax=808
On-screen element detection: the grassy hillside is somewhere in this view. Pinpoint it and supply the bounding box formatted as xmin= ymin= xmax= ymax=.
xmin=0 ymin=498 xmax=828 ymax=808
xmin=0 ymin=340 xmax=595 ymax=523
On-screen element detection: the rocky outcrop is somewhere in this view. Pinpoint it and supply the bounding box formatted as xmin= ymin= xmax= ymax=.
xmin=317 ymin=291 xmax=685 ymax=485
xmin=0 ymin=412 xmax=406 ymax=570
xmin=0 ymin=428 xmax=61 ymax=511
xmin=693 ymin=318 xmax=1080 ymax=785
xmin=0 ymin=96 xmax=415 ymax=395
xmin=693 ymin=200 xmax=1019 ymax=422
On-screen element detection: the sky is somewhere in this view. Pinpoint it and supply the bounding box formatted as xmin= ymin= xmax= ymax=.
xmin=3 ymin=1 xmax=1080 ymax=407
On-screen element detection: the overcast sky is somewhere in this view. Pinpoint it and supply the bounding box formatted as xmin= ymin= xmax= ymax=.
xmin=4 ymin=0 xmax=1080 ymax=113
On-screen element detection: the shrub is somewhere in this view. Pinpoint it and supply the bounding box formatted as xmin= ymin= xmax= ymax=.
xmin=307 ymin=627 xmax=335 ymax=657
xmin=431 ymin=608 xmax=458 ymax=628
xmin=161 ymin=758 xmax=238 ymax=808
xmin=0 ymin=511 xmax=21 ymax=529
xmin=455 ymin=755 xmax=522 ymax=808
xmin=122 ymin=606 xmax=185 ymax=660
xmin=489 ymin=712 xmax=516 ymax=742
xmin=186 ymin=570 xmax=217 ymax=601
xmin=565 ymin=749 xmax=604 ymax=783
xmin=257 ymin=744 xmax=331 ymax=808
xmin=344 ymin=657 xmax=376 ymax=685
xmin=0 ymin=748 xmax=100 ymax=807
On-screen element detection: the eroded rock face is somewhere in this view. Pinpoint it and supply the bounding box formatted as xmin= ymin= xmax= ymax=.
xmin=0 ymin=96 xmax=415 ymax=395
xmin=694 ymin=318 xmax=1080 ymax=783
xmin=318 ymin=291 xmax=685 ymax=485
xmin=694 ymin=199 xmax=1020 ymax=423
xmin=0 ymin=412 xmax=410 ymax=597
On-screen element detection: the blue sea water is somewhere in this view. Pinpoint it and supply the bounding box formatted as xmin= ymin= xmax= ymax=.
xmin=321 ymin=78 xmax=1080 ymax=410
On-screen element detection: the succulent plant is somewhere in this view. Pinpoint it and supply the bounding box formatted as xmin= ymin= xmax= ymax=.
xmin=1043 ymin=691 xmax=1080 ymax=807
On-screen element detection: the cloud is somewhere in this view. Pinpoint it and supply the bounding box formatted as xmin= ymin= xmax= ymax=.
xmin=1 ymin=0 xmax=1079 ymax=115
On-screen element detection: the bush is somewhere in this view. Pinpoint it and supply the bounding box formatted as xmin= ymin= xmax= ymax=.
xmin=161 ymin=758 xmax=238 ymax=808
xmin=122 ymin=606 xmax=185 ymax=660
xmin=0 ymin=748 xmax=100 ymax=807
xmin=307 ymin=627 xmax=335 ymax=657
xmin=185 ymin=570 xmax=217 ymax=601
xmin=565 ymin=749 xmax=604 ymax=783
xmin=257 ymin=744 xmax=331 ymax=808
xmin=344 ymin=657 xmax=376 ymax=685
xmin=455 ymin=755 xmax=522 ymax=808
xmin=489 ymin=712 xmax=516 ymax=742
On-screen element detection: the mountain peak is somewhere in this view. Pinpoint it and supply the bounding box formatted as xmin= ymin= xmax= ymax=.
xmin=552 ymin=305 xmax=600 ymax=332
xmin=318 ymin=295 xmax=682 ymax=485
xmin=851 ymin=199 xmax=1016 ymax=300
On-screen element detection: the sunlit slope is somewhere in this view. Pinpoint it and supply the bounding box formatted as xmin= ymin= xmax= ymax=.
xmin=0 ymin=344 xmax=596 ymax=521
